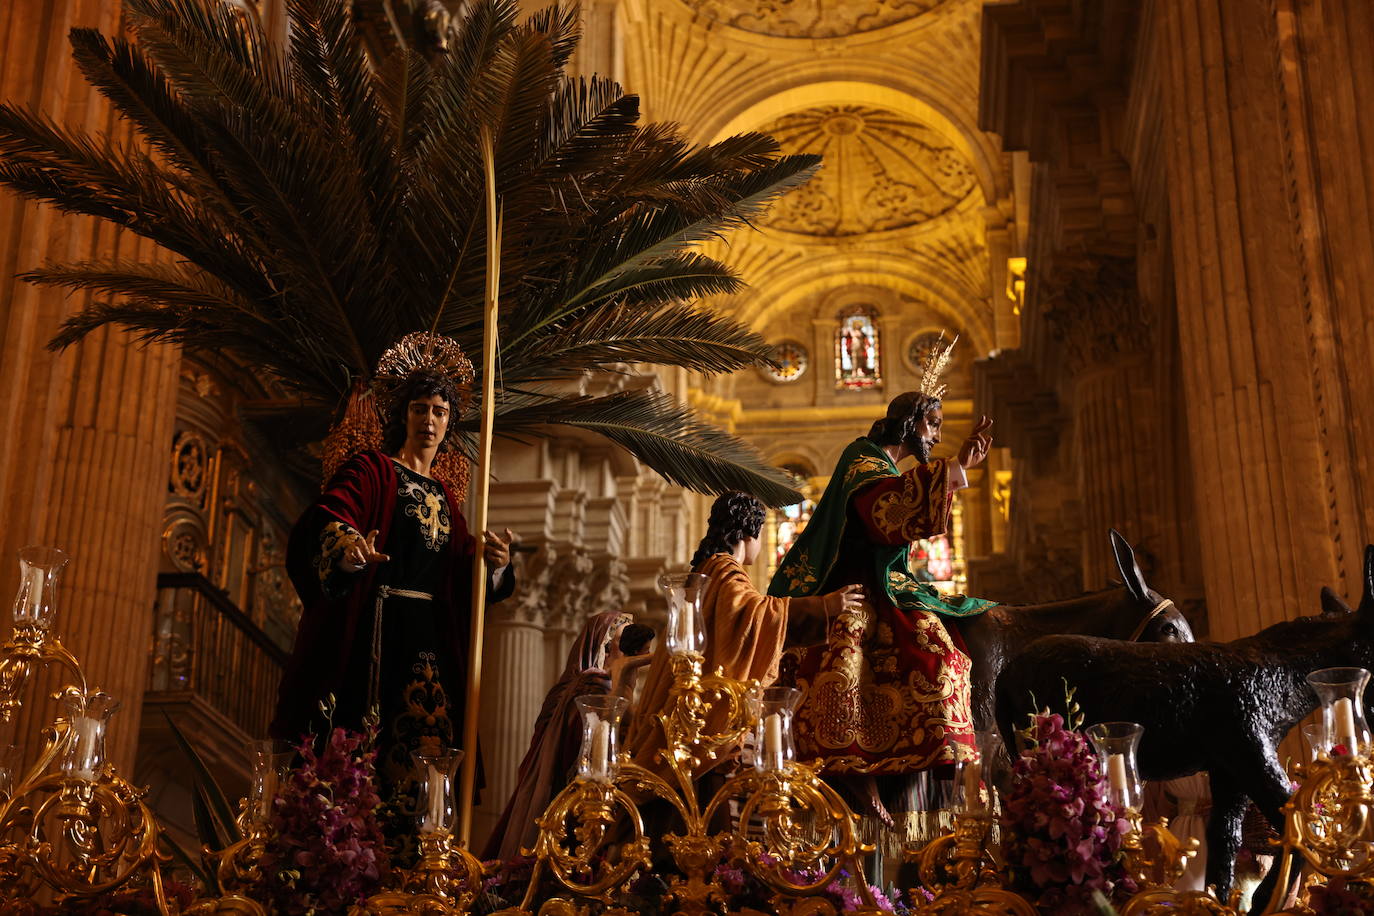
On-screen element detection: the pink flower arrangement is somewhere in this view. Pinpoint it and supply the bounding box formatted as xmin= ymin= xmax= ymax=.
xmin=1000 ymin=712 xmax=1136 ymax=915
xmin=255 ymin=727 xmax=389 ymax=913
xmin=1309 ymin=877 xmax=1374 ymax=915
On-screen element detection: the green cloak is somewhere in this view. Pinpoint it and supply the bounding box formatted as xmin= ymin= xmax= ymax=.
xmin=767 ymin=437 xmax=993 ymax=618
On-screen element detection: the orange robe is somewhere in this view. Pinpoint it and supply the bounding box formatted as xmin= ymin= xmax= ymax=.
xmin=625 ymin=553 xmax=825 ymax=781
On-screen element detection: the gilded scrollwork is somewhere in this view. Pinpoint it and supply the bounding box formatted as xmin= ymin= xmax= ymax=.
xmin=758 ymin=106 xmax=976 ymax=238
xmin=677 ymin=0 xmax=946 ymax=39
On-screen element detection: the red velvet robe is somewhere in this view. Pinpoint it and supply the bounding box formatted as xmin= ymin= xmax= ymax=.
xmin=780 ymin=455 xmax=983 ymax=774
xmin=270 ymin=450 xmax=514 ymax=746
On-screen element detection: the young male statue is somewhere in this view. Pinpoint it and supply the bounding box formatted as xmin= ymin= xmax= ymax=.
xmin=769 ymin=335 xmax=994 ymax=833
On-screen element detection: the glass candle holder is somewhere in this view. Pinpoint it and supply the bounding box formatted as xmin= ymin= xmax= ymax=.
xmin=414 ymin=749 xmax=463 ymax=835
xmin=248 ymin=739 xmax=293 ymax=827
xmin=14 ymin=546 xmax=68 ymax=632
xmin=954 ymin=730 xmax=1007 ymax=814
xmin=659 ymin=572 xmax=707 ymax=655
xmin=751 ymin=686 xmax=801 ymax=774
xmin=1086 ymin=721 xmax=1145 ymax=812
xmin=575 ymin=694 xmax=628 ymax=784
xmin=1302 ymin=722 xmax=1328 ymax=762
xmin=1307 ymin=667 xmax=1372 ymax=756
xmin=59 ymin=692 xmax=119 ymax=781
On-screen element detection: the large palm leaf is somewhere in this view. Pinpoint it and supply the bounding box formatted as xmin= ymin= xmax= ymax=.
xmin=0 ymin=0 xmax=818 ymax=504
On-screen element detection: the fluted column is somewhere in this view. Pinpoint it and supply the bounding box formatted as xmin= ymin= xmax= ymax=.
xmin=472 ymin=601 xmax=552 ymax=851
xmin=0 ymin=2 xmax=181 ymax=772
xmin=1155 ymin=0 xmax=1355 ymax=638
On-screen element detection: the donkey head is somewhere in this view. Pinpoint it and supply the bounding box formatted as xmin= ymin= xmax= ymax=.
xmin=1315 ymin=546 xmax=1374 ymax=619
xmin=1110 ymin=528 xmax=1194 ymax=643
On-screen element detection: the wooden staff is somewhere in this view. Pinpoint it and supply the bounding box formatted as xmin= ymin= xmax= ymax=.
xmin=459 ymin=126 xmax=501 ymax=846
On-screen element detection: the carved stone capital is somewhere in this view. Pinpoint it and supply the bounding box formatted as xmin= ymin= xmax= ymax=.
xmin=1040 ymin=256 xmax=1151 ymax=373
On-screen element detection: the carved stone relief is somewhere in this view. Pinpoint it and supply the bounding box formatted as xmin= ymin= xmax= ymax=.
xmin=1040 ymin=256 xmax=1151 ymax=372
xmin=588 ymin=556 xmax=632 ymax=614
xmin=678 ymin=0 xmax=945 ymax=38
xmin=759 ymin=106 xmax=976 ymax=237
xmin=170 ymin=431 xmax=209 ymax=502
xmin=506 ymin=542 xmax=559 ymax=627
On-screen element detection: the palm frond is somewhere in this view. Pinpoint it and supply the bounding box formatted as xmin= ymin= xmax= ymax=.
xmin=464 ymin=390 xmax=803 ymax=506
xmin=0 ymin=0 xmax=825 ymax=505
xmin=508 ymin=302 xmax=771 ymax=377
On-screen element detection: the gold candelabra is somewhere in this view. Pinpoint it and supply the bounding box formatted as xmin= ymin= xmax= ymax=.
xmin=497 ymin=572 xmax=882 ymax=916
xmin=0 ymin=547 xmax=263 ymax=915
xmin=7 ymin=549 xmax=1374 ymax=916
xmin=0 ymin=546 xmax=489 ymax=915
xmin=498 ymin=649 xmax=880 ymax=916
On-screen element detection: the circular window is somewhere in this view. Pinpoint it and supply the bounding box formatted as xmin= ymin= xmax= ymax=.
xmin=905 ymin=330 xmax=951 ymax=375
xmin=763 ymin=341 xmax=809 ymax=382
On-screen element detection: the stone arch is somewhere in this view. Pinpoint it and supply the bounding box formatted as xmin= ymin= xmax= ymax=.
xmin=731 ymin=250 xmax=995 ymax=357
xmin=705 ymin=78 xmax=1003 ymax=204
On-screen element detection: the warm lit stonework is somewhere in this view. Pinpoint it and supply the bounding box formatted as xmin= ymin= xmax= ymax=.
xmin=0 ymin=0 xmax=1372 ymax=907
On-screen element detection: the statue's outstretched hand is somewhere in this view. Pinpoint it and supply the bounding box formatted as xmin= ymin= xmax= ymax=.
xmin=822 ymin=584 xmax=866 ymax=616
xmin=342 ymin=529 xmax=390 ymax=573
xmin=958 ymin=416 xmax=994 ymax=469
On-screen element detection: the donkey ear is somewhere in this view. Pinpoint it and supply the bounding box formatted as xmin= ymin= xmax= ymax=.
xmin=1111 ymin=528 xmax=1149 ymax=603
xmin=1360 ymin=545 xmax=1374 ymax=616
xmin=1321 ymin=586 xmax=1354 ymax=617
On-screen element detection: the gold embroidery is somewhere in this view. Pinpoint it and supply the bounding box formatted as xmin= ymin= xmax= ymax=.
xmin=789 ymin=600 xmax=975 ymax=773
xmin=317 ymin=520 xmax=360 ymax=586
xmin=398 ymin=476 xmax=451 ymax=551
xmin=843 ymin=455 xmax=894 ymax=488
xmin=780 ymin=550 xmax=818 ymax=592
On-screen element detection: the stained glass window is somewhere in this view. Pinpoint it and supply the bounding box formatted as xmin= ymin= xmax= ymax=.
xmin=835 ymin=307 xmax=881 ymax=389
xmin=906 ymin=498 xmax=967 ymax=593
xmin=767 ymin=465 xmax=815 ymax=577
xmin=764 ymin=340 xmax=809 ymax=382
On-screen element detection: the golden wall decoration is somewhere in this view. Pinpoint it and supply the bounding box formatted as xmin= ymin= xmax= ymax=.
xmin=758 ymin=106 xmax=976 ymax=238
xmin=676 ymin=0 xmax=946 ymax=38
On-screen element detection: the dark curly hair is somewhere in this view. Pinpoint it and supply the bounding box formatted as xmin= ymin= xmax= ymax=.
xmin=690 ymin=492 xmax=767 ymax=570
xmin=866 ymin=390 xmax=942 ymax=447
xmin=618 ymin=623 xmax=656 ymax=657
xmin=381 ymin=369 xmax=465 ymax=454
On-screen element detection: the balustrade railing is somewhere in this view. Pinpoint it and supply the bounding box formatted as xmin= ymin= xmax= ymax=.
xmin=148 ymin=572 xmax=287 ymax=738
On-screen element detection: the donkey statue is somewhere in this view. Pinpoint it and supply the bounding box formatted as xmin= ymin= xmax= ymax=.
xmin=955 ymin=528 xmax=1193 ymax=731
xmin=995 ymin=544 xmax=1374 ymax=905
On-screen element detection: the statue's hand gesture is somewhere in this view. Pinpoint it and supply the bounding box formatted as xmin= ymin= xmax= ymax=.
xmin=822 ymin=584 xmax=866 ymax=616
xmin=958 ymin=416 xmax=993 ymax=470
xmin=342 ymin=529 xmax=389 ymax=573
xmin=483 ymin=528 xmax=514 ymax=568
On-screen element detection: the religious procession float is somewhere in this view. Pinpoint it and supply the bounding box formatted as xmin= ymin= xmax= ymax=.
xmin=0 ymin=1 xmax=1372 ymax=914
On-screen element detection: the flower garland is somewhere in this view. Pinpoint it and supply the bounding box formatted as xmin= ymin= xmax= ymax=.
xmin=1000 ymin=706 xmax=1136 ymax=915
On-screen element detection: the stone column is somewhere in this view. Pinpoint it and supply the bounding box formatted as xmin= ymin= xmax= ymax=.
xmin=472 ymin=610 xmax=550 ymax=852
xmin=0 ymin=1 xmax=181 ymax=772
xmin=1155 ymin=0 xmax=1356 ymax=637
xmin=470 ymin=545 xmax=556 ymax=852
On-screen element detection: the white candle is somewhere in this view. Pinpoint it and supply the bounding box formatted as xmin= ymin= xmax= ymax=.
xmin=963 ymin=759 xmax=983 ymax=811
xmin=589 ymin=719 xmax=611 ymax=781
xmin=22 ymin=566 xmax=43 ymax=623
xmin=764 ymin=713 xmax=784 ymax=771
xmin=258 ymin=769 xmax=277 ymax=821
xmin=1334 ymin=697 xmax=1359 ymax=747
xmin=71 ymin=716 xmax=102 ymax=780
xmin=422 ymin=764 xmax=445 ymax=834
xmin=674 ymin=603 xmax=696 ymax=653
xmin=1106 ymin=753 xmax=1128 ymax=796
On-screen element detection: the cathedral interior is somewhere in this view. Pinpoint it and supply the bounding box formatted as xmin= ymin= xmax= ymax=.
xmin=1 ymin=0 xmax=1372 ymax=864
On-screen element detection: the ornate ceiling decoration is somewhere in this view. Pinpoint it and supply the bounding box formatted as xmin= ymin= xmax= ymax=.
xmin=678 ymin=0 xmax=947 ymax=39
xmin=759 ymin=105 xmax=976 ymax=238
